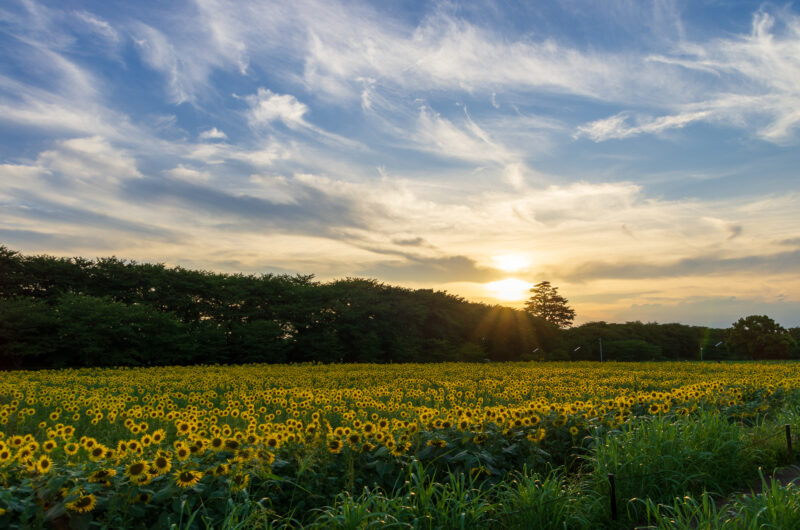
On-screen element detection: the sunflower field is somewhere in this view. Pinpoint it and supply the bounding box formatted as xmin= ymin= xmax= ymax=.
xmin=1 ymin=361 xmax=799 ymax=528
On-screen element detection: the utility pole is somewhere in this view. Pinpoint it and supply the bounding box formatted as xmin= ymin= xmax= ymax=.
xmin=599 ymin=337 xmax=603 ymax=362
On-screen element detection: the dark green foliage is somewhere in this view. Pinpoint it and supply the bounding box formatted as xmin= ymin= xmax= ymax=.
xmin=0 ymin=247 xmax=558 ymax=368
xmin=727 ymin=315 xmax=797 ymax=359
xmin=602 ymin=339 xmax=663 ymax=361
xmin=2 ymin=245 xmax=794 ymax=368
xmin=0 ymin=297 xmax=60 ymax=368
xmin=563 ymin=320 xmax=732 ymax=361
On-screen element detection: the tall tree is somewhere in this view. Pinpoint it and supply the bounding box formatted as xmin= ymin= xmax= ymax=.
xmin=524 ymin=281 xmax=575 ymax=328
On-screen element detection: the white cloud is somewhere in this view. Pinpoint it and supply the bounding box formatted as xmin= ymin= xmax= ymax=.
xmin=74 ymin=11 xmax=120 ymax=43
xmin=577 ymin=10 xmax=800 ymax=143
xmin=37 ymin=136 xmax=142 ymax=183
xmin=575 ymin=109 xmax=712 ymax=141
xmin=245 ymin=88 xmax=309 ymax=129
xmin=133 ymin=23 xmax=193 ymax=105
xmin=165 ymin=165 xmax=211 ymax=182
xmin=412 ymin=106 xmax=513 ymax=165
xmin=199 ymin=127 xmax=227 ymax=140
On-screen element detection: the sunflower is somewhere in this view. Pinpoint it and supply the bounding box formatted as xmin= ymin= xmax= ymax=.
xmin=125 ymin=461 xmax=148 ymax=481
xmin=66 ymin=494 xmax=97 ymax=514
xmin=569 ymin=426 xmax=579 ymax=436
xmin=175 ymin=446 xmax=190 ymax=461
xmin=174 ymin=469 xmax=203 ymax=488
xmin=151 ymin=429 xmax=166 ymax=444
xmin=42 ymin=440 xmax=57 ymax=453
xmin=211 ymin=463 xmax=230 ymax=476
xmin=88 ymin=468 xmax=117 ymax=483
xmin=327 ymin=439 xmax=342 ymax=454
xmin=426 ymin=438 xmax=447 ymax=449
xmin=153 ymin=455 xmax=172 ymax=474
xmin=88 ymin=445 xmax=107 ymax=462
xmin=0 ymin=448 xmax=11 ymax=464
xmin=189 ymin=440 xmax=205 ymax=455
xmin=36 ymin=455 xmax=53 ymax=474
xmin=64 ymin=442 xmax=80 ymax=456
xmin=391 ymin=442 xmax=410 ymax=456
xmin=210 ymin=437 xmax=225 ymax=451
xmin=230 ymin=473 xmax=249 ymax=492
xmin=131 ymin=493 xmax=151 ymax=504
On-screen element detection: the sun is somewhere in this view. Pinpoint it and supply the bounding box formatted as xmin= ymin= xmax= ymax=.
xmin=491 ymin=254 xmax=530 ymax=273
xmin=486 ymin=278 xmax=531 ymax=301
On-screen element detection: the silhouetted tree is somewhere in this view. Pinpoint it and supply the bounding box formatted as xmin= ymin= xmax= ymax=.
xmin=524 ymin=281 xmax=575 ymax=328
xmin=727 ymin=315 xmax=796 ymax=359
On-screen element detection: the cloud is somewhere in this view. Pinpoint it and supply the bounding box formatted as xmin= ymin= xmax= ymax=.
xmin=122 ymin=174 xmax=371 ymax=236
xmin=412 ymin=105 xmax=513 ymax=164
xmin=198 ymin=127 xmax=227 ymax=140
xmin=391 ymin=236 xmax=428 ymax=247
xmin=133 ymin=23 xmax=194 ymax=105
xmin=36 ymin=136 xmax=142 ymax=183
xmin=575 ymin=110 xmax=713 ymax=141
xmin=0 ymin=228 xmax=116 ymax=250
xmin=578 ymin=10 xmax=800 ymax=143
xmin=73 ymin=11 xmax=120 ymax=43
xmin=562 ymin=249 xmax=800 ymax=282
xmin=360 ymin=254 xmax=505 ymax=283
xmin=245 ymin=88 xmax=309 ymax=129
xmin=2 ymin=192 xmax=183 ymax=242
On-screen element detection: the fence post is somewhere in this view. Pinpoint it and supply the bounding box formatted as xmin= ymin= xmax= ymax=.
xmin=608 ymin=473 xmax=618 ymax=521
xmin=787 ymin=425 xmax=793 ymax=460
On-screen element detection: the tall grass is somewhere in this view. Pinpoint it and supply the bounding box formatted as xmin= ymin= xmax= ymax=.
xmin=589 ymin=410 xmax=774 ymax=524
xmin=637 ymin=471 xmax=800 ymax=529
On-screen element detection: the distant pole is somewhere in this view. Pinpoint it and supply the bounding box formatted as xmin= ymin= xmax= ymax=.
xmin=599 ymin=338 xmax=603 ymax=362
xmin=700 ymin=346 xmax=703 ymax=362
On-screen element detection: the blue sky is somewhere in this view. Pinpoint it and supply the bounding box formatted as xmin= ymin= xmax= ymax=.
xmin=1 ymin=0 xmax=799 ymax=328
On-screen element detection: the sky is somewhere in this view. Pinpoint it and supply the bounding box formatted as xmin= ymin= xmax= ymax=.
xmin=1 ymin=0 xmax=800 ymax=328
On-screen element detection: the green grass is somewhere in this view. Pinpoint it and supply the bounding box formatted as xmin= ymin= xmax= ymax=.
xmin=636 ymin=472 xmax=800 ymax=529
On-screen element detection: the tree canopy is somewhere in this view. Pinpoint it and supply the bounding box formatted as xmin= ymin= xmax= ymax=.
xmin=726 ymin=315 xmax=796 ymax=360
xmin=1 ymin=246 xmax=798 ymax=368
xmin=523 ymin=281 xmax=576 ymax=328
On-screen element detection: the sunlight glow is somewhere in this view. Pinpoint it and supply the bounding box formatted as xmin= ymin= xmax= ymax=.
xmin=491 ymin=254 xmax=531 ymax=272
xmin=485 ymin=278 xmax=531 ymax=301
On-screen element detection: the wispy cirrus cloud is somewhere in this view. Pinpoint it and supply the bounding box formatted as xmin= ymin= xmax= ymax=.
xmin=578 ymin=10 xmax=800 ymax=143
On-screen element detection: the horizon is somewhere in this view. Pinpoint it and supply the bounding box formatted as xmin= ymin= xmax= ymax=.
xmin=1 ymin=1 xmax=799 ymax=328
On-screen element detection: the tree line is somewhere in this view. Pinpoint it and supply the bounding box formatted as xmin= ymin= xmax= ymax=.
xmin=0 ymin=246 xmax=797 ymax=369
xmin=0 ymin=246 xmax=559 ymax=369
